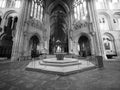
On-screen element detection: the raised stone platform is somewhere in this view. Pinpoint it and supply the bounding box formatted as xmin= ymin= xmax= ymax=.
xmin=40 ymin=58 xmax=81 ymax=67
xmin=26 ymin=58 xmax=96 ymax=75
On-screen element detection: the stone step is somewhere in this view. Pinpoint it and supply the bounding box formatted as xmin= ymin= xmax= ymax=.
xmin=39 ymin=61 xmax=81 ymax=67
xmin=0 ymin=58 xmax=8 ymax=61
xmin=46 ymin=55 xmax=56 ymax=58
xmin=112 ymin=56 xmax=119 ymax=59
xmin=42 ymin=59 xmax=78 ymax=64
xmin=26 ymin=58 xmax=96 ymax=75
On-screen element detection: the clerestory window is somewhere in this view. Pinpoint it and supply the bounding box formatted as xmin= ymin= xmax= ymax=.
xmin=73 ymin=0 xmax=87 ymax=21
xmin=0 ymin=0 xmax=6 ymax=8
xmin=95 ymin=0 xmax=106 ymax=10
xmin=30 ymin=0 xmax=43 ymax=21
xmin=6 ymin=0 xmax=21 ymax=8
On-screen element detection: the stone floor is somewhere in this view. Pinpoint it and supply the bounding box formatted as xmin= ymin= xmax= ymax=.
xmin=0 ymin=60 xmax=120 ymax=90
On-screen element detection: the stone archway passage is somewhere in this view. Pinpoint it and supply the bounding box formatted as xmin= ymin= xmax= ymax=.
xmin=29 ymin=35 xmax=40 ymax=58
xmin=0 ymin=15 xmax=18 ymax=59
xmin=78 ymin=36 xmax=91 ymax=57
xmin=49 ymin=4 xmax=69 ymax=54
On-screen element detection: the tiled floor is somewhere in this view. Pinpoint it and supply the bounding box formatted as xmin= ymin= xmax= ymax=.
xmin=0 ymin=60 xmax=120 ymax=90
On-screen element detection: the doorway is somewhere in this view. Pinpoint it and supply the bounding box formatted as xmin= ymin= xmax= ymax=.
xmin=0 ymin=15 xmax=18 ymax=59
xmin=78 ymin=35 xmax=91 ymax=57
xmin=29 ymin=35 xmax=40 ymax=58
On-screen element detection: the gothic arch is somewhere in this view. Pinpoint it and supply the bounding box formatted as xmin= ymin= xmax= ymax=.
xmin=98 ymin=12 xmax=110 ymax=19
xmin=103 ymin=33 xmax=117 ymax=59
xmin=78 ymin=33 xmax=91 ymax=41
xmin=112 ymin=12 xmax=120 ymax=30
xmin=104 ymin=32 xmax=115 ymax=40
xmin=98 ymin=12 xmax=111 ymax=31
xmin=78 ymin=33 xmax=92 ymax=57
xmin=47 ymin=0 xmax=70 ymax=14
xmin=29 ymin=34 xmax=41 ymax=57
xmin=3 ymin=10 xmax=17 ymax=19
xmin=29 ymin=33 xmax=41 ymax=43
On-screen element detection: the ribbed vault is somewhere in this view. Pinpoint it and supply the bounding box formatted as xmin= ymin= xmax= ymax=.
xmin=47 ymin=0 xmax=71 ymax=54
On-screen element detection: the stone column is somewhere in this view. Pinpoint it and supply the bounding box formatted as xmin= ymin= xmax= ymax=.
xmin=11 ymin=0 xmax=27 ymax=61
xmin=115 ymin=38 xmax=120 ymax=57
xmin=68 ymin=8 xmax=74 ymax=54
xmin=43 ymin=12 xmax=50 ymax=54
xmin=88 ymin=0 xmax=104 ymax=58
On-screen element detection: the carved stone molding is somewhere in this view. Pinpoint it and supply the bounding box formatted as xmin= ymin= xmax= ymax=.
xmin=73 ymin=21 xmax=88 ymax=30
xmin=25 ymin=18 xmax=45 ymax=30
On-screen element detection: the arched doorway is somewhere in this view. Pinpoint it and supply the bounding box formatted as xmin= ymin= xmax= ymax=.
xmin=0 ymin=13 xmax=18 ymax=59
xmin=103 ymin=34 xmax=117 ymax=59
xmin=78 ymin=35 xmax=91 ymax=57
xmin=29 ymin=35 xmax=40 ymax=58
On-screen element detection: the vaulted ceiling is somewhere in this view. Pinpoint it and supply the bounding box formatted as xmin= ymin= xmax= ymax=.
xmin=44 ymin=0 xmax=74 ymax=42
xmin=44 ymin=0 xmax=73 ymax=9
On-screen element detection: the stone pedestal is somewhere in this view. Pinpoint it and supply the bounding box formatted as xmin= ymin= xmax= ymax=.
xmin=55 ymin=53 xmax=66 ymax=60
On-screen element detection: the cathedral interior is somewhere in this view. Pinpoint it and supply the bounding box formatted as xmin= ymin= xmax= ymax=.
xmin=0 ymin=0 xmax=120 ymax=61
xmin=0 ymin=0 xmax=120 ymax=90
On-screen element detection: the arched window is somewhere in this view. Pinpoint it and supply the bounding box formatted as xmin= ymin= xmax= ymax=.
xmin=103 ymin=34 xmax=116 ymax=58
xmin=113 ymin=14 xmax=120 ymax=30
xmin=30 ymin=0 xmax=43 ymax=21
xmin=14 ymin=0 xmax=21 ymax=8
xmin=108 ymin=0 xmax=120 ymax=9
xmin=0 ymin=0 xmax=6 ymax=8
xmin=73 ymin=0 xmax=87 ymax=21
xmin=95 ymin=0 xmax=106 ymax=10
xmin=4 ymin=14 xmax=18 ymax=37
xmin=6 ymin=0 xmax=21 ymax=8
xmin=98 ymin=15 xmax=109 ymax=31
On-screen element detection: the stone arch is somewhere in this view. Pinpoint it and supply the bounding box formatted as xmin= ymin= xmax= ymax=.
xmin=104 ymin=32 xmax=115 ymax=40
xmin=102 ymin=33 xmax=117 ymax=59
xmin=28 ymin=33 xmax=41 ymax=43
xmin=29 ymin=34 xmax=41 ymax=58
xmin=47 ymin=0 xmax=70 ymax=14
xmin=3 ymin=10 xmax=18 ymax=30
xmin=3 ymin=10 xmax=17 ymax=19
xmin=98 ymin=12 xmax=110 ymax=18
xmin=78 ymin=33 xmax=92 ymax=57
xmin=113 ymin=12 xmax=120 ymax=30
xmin=78 ymin=33 xmax=91 ymax=41
xmin=98 ymin=12 xmax=111 ymax=31
xmin=0 ymin=11 xmax=18 ymax=59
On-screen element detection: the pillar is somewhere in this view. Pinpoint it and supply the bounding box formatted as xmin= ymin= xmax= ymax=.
xmin=11 ymin=0 xmax=27 ymax=61
xmin=88 ymin=0 xmax=104 ymax=58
